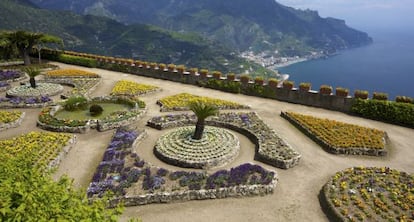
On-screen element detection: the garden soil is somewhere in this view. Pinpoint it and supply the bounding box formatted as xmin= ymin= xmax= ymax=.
xmin=1 ymin=62 xmax=413 ymax=222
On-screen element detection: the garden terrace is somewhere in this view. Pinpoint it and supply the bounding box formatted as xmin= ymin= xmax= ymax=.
xmin=321 ymin=167 xmax=414 ymax=222
xmin=157 ymin=93 xmax=250 ymax=112
xmin=37 ymin=96 xmax=146 ymax=133
xmin=147 ymin=112 xmax=301 ymax=169
xmin=110 ymin=80 xmax=160 ymax=96
xmin=0 ymin=131 xmax=76 ymax=170
xmin=0 ymin=110 xmax=25 ymax=131
xmin=45 ymin=69 xmax=100 ymax=78
xmin=154 ymin=126 xmax=240 ymax=169
xmin=281 ymin=111 xmax=387 ymax=156
xmin=87 ymin=128 xmax=277 ymax=206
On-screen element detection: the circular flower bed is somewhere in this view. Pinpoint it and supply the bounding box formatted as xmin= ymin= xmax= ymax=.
xmin=321 ymin=167 xmax=413 ymax=222
xmin=6 ymin=83 xmax=63 ymax=98
xmin=154 ymin=126 xmax=240 ymax=169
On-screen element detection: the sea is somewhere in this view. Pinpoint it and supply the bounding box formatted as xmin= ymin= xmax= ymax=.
xmin=278 ymin=29 xmax=414 ymax=100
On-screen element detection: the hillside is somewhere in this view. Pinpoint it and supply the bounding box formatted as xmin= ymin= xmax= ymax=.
xmin=29 ymin=0 xmax=373 ymax=56
xmin=0 ymin=0 xmax=273 ymax=75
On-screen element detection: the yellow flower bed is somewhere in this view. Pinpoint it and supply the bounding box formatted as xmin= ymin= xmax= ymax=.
xmin=285 ymin=112 xmax=386 ymax=149
xmin=110 ymin=80 xmax=159 ymax=96
xmin=46 ymin=69 xmax=100 ymax=78
xmin=0 ymin=110 xmax=22 ymax=124
xmin=158 ymin=93 xmax=249 ymax=111
xmin=0 ymin=132 xmax=73 ymax=168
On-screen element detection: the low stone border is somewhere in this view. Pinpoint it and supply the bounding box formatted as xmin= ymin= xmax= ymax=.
xmin=110 ymin=177 xmax=277 ymax=207
xmin=43 ymin=77 xmax=102 ymax=97
xmin=281 ymin=111 xmax=388 ymax=156
xmin=0 ymin=101 xmax=53 ymax=109
xmin=0 ymin=112 xmax=25 ymax=131
xmin=0 ymin=61 xmax=24 ymax=66
xmin=6 ymin=82 xmax=64 ymax=98
xmin=47 ymin=135 xmax=77 ymax=170
xmin=0 ymin=84 xmax=11 ymax=92
xmin=147 ymin=112 xmax=301 ymax=169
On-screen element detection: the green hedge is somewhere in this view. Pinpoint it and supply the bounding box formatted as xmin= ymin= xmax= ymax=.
xmin=351 ymin=99 xmax=414 ymax=128
xmin=57 ymin=54 xmax=97 ymax=68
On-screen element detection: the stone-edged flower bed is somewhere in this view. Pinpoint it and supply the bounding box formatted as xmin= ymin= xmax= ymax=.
xmin=147 ymin=112 xmax=301 ymax=169
xmin=321 ymin=167 xmax=413 ymax=222
xmin=0 ymin=131 xmax=76 ymax=170
xmin=0 ymin=96 xmax=52 ymax=108
xmin=157 ymin=93 xmax=250 ymax=112
xmin=0 ymin=70 xmax=24 ymax=82
xmin=281 ymin=111 xmax=387 ymax=156
xmin=43 ymin=77 xmax=101 ymax=97
xmin=110 ymin=80 xmax=161 ymax=96
xmin=0 ymin=110 xmax=25 ymax=131
xmin=0 ymin=82 xmax=11 ymax=92
xmin=87 ymin=128 xmax=277 ymax=207
xmin=45 ymin=68 xmax=100 ymax=78
xmin=37 ymin=96 xmax=146 ymax=133
xmin=6 ymin=83 xmax=64 ymax=98
xmin=154 ymin=126 xmax=240 ymax=169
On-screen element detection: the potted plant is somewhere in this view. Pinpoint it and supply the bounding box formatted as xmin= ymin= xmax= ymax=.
xmin=227 ymin=73 xmax=235 ymax=81
xmin=134 ymin=60 xmax=143 ymax=67
xmin=283 ymin=81 xmax=294 ymax=90
xmin=212 ymin=71 xmax=222 ymax=80
xmin=254 ymin=77 xmax=264 ymax=85
xmin=189 ymin=68 xmax=198 ymax=75
xmin=395 ymin=96 xmax=413 ymax=104
xmin=167 ymin=64 xmax=176 ymax=72
xmin=177 ymin=65 xmax=186 ymax=73
xmin=149 ymin=62 xmax=157 ymax=69
xmin=268 ymin=78 xmax=278 ymax=88
xmin=319 ymin=85 xmax=333 ymax=95
xmin=158 ymin=63 xmax=166 ymax=71
xmin=200 ymin=69 xmax=209 ymax=77
xmin=299 ymin=82 xmax=311 ymax=92
xmin=373 ymin=92 xmax=388 ymax=101
xmin=240 ymin=74 xmax=250 ymax=84
xmin=335 ymin=87 xmax=349 ymax=97
xmin=142 ymin=61 xmax=149 ymax=68
xmin=354 ymin=90 xmax=369 ymax=99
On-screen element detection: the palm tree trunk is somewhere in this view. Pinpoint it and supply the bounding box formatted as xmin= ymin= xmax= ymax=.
xmin=29 ymin=77 xmax=36 ymax=88
xmin=192 ymin=119 xmax=205 ymax=140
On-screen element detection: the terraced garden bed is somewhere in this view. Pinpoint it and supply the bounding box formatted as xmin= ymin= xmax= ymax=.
xmin=157 ymin=93 xmax=250 ymax=111
xmin=45 ymin=69 xmax=100 ymax=78
xmin=110 ymin=80 xmax=160 ymax=96
xmin=0 ymin=110 xmax=25 ymax=131
xmin=0 ymin=131 xmax=76 ymax=170
xmin=281 ymin=111 xmax=387 ymax=156
xmin=87 ymin=128 xmax=277 ymax=206
xmin=148 ymin=112 xmax=301 ymax=169
xmin=0 ymin=96 xmax=52 ymax=108
xmin=321 ymin=167 xmax=414 ymax=222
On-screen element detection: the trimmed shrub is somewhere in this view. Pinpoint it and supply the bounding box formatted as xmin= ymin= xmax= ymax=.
xmin=64 ymin=96 xmax=88 ymax=111
xmin=89 ymin=104 xmax=104 ymax=116
xmin=373 ymin=92 xmax=388 ymax=101
xmin=299 ymin=82 xmax=311 ymax=92
xmin=57 ymin=54 xmax=97 ymax=68
xmin=351 ymin=99 xmax=414 ymax=128
xmin=226 ymin=73 xmax=235 ymax=81
xmin=204 ymin=79 xmax=241 ymax=94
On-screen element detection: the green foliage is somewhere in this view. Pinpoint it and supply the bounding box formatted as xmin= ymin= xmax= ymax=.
xmin=372 ymin=92 xmax=388 ymax=101
xmin=395 ymin=96 xmax=413 ymax=104
xmin=351 ymin=99 xmax=414 ymax=128
xmin=58 ymin=54 xmax=97 ymax=68
xmin=189 ymin=101 xmax=219 ymax=121
xmin=90 ymin=104 xmax=104 ymax=116
xmin=203 ymin=79 xmax=241 ymax=94
xmin=64 ymin=96 xmax=88 ymax=111
xmin=0 ymin=154 xmax=123 ymax=221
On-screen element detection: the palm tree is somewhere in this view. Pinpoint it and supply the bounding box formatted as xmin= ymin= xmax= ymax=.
xmin=23 ymin=67 xmax=41 ymax=88
xmin=189 ymin=101 xmax=219 ymax=140
xmin=0 ymin=30 xmax=62 ymax=65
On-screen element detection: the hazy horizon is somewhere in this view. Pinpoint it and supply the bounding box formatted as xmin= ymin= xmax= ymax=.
xmin=277 ymin=0 xmax=414 ymax=34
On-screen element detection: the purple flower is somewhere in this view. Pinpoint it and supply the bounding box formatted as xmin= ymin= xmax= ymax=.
xmin=25 ymin=97 xmax=37 ymax=104
xmin=0 ymin=82 xmax=9 ymax=87
xmin=9 ymin=97 xmax=21 ymax=104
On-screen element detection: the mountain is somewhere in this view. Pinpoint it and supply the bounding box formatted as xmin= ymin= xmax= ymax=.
xmin=0 ymin=0 xmax=273 ymax=75
xmin=29 ymin=0 xmax=373 ymax=56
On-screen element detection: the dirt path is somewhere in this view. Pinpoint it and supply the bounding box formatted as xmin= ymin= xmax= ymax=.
xmin=2 ymin=62 xmax=413 ymax=222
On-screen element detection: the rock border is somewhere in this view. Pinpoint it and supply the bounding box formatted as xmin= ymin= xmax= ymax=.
xmin=47 ymin=135 xmax=77 ymax=170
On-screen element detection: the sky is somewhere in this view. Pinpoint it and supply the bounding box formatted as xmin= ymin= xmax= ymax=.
xmin=277 ymin=0 xmax=414 ymax=33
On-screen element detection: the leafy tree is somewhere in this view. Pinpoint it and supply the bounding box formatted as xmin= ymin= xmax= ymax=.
xmin=189 ymin=101 xmax=219 ymax=140
xmin=0 ymin=154 xmax=123 ymax=221
xmin=23 ymin=67 xmax=41 ymax=88
xmin=0 ymin=30 xmax=62 ymax=65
